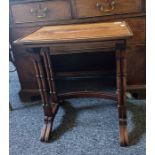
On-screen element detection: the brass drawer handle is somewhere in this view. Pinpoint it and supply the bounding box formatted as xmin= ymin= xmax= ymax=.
xmin=30 ymin=7 xmax=48 ymax=18
xmin=96 ymin=0 xmax=116 ymax=13
xmin=37 ymin=14 xmax=46 ymax=18
xmin=37 ymin=7 xmax=48 ymax=18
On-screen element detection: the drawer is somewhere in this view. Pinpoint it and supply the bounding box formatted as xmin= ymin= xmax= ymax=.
xmin=75 ymin=0 xmax=142 ymax=18
xmin=11 ymin=1 xmax=71 ymax=23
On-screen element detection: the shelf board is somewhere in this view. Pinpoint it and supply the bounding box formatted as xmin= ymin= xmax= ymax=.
xmin=55 ymin=76 xmax=117 ymax=100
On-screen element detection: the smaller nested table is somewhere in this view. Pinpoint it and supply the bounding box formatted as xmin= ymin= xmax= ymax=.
xmin=14 ymin=21 xmax=133 ymax=146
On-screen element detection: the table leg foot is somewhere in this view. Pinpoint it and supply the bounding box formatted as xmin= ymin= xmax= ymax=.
xmin=40 ymin=116 xmax=53 ymax=142
xmin=119 ymin=119 xmax=128 ymax=146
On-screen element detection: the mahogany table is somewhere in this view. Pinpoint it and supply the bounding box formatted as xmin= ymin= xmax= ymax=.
xmin=14 ymin=21 xmax=133 ymax=146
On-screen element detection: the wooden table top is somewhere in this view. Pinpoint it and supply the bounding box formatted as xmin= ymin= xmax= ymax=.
xmin=14 ymin=21 xmax=133 ymax=45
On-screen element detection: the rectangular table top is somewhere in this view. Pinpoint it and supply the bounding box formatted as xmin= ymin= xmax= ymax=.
xmin=14 ymin=21 xmax=133 ymax=45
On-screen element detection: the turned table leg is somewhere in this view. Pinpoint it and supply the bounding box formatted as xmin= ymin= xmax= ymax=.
xmin=32 ymin=47 xmax=59 ymax=142
xmin=116 ymin=45 xmax=128 ymax=146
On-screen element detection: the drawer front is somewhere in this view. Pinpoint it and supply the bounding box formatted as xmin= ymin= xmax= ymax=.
xmin=75 ymin=0 xmax=142 ymax=18
xmin=11 ymin=1 xmax=71 ymax=23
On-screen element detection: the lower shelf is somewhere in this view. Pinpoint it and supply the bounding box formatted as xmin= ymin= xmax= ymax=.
xmin=55 ymin=76 xmax=117 ymax=100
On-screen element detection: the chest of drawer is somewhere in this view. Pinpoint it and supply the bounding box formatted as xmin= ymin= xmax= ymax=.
xmin=126 ymin=17 xmax=145 ymax=45
xmin=75 ymin=0 xmax=142 ymax=18
xmin=11 ymin=1 xmax=71 ymax=24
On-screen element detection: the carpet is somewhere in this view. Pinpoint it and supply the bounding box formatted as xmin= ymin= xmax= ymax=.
xmin=9 ymin=63 xmax=146 ymax=155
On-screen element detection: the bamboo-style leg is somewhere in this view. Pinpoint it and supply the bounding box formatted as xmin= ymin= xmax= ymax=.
xmin=42 ymin=49 xmax=59 ymax=112
xmin=40 ymin=116 xmax=48 ymax=141
xmin=41 ymin=48 xmax=58 ymax=103
xmin=33 ymin=55 xmax=53 ymax=142
xmin=116 ymin=48 xmax=128 ymax=146
xmin=40 ymin=47 xmax=59 ymax=142
xmin=44 ymin=117 xmax=52 ymax=142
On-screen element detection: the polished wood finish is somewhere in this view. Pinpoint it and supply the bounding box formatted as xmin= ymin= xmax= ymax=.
xmin=15 ymin=21 xmax=132 ymax=44
xmin=126 ymin=17 xmax=145 ymax=45
xmin=14 ymin=21 xmax=132 ymax=145
xmin=11 ymin=1 xmax=71 ymax=24
xmin=32 ymin=47 xmax=59 ymax=142
xmin=127 ymin=45 xmax=146 ymax=85
xmin=10 ymin=0 xmax=146 ymax=101
xmin=75 ymin=0 xmax=142 ymax=18
xmin=116 ymin=49 xmax=128 ymax=146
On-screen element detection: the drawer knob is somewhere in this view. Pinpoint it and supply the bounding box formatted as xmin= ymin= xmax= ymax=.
xmin=96 ymin=0 xmax=116 ymax=13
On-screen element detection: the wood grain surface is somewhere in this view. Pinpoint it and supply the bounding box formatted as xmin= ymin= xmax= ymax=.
xmin=76 ymin=0 xmax=142 ymax=18
xmin=14 ymin=21 xmax=133 ymax=44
